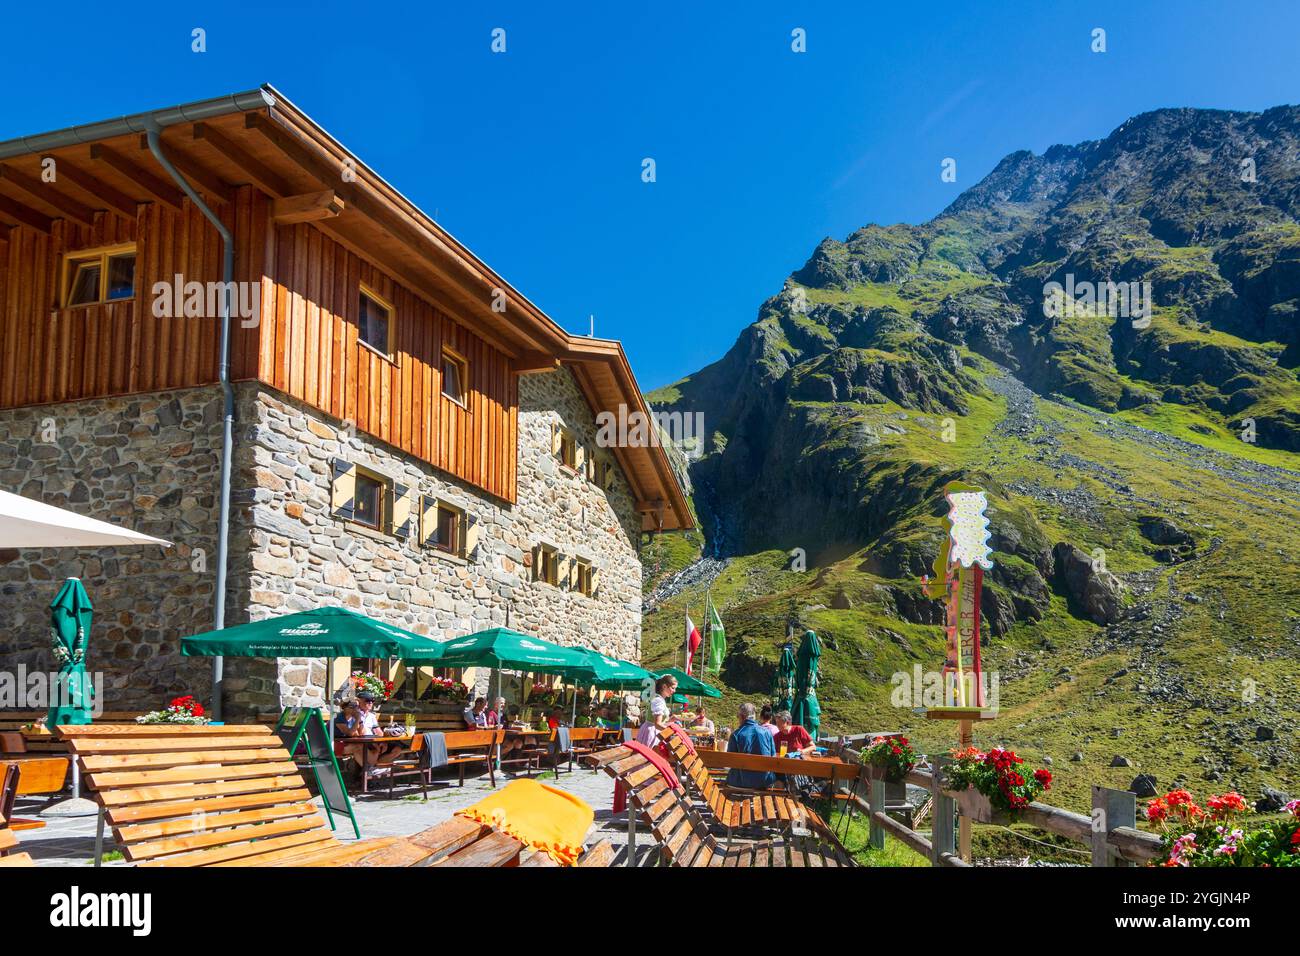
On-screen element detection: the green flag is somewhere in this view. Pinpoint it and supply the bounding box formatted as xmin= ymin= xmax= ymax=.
xmin=706 ymin=594 xmax=726 ymax=673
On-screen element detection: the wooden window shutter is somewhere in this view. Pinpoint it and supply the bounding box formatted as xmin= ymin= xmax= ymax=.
xmin=602 ymin=457 xmax=617 ymax=492
xmin=464 ymin=514 xmax=481 ymax=561
xmin=419 ymin=495 xmax=438 ymax=548
xmin=330 ymin=459 xmax=357 ymax=521
xmin=590 ymin=566 xmax=601 ymax=598
xmin=391 ymin=482 xmax=414 ymax=539
xmin=557 ymin=552 xmax=573 ymax=590
xmin=531 ymin=544 xmax=541 ymax=582
xmin=551 ymin=422 xmax=563 ymax=457
xmin=574 ymin=440 xmax=586 ymax=475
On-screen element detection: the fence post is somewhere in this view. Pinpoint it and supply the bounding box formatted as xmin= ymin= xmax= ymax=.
xmin=930 ymin=756 xmax=956 ymax=865
xmin=867 ymin=767 xmax=886 ymax=850
xmin=1091 ymin=785 xmax=1136 ymax=867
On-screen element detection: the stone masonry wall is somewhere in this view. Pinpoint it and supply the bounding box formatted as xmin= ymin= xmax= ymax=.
xmin=226 ymin=366 xmax=644 ymax=713
xmin=0 ymin=388 xmax=223 ymax=711
xmin=0 ymin=367 xmax=646 ymax=718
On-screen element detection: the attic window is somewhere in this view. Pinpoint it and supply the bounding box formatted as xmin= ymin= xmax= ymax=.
xmin=441 ymin=347 xmax=468 ymax=406
xmin=359 ymin=287 xmax=391 ymax=356
xmin=63 ymin=244 xmax=136 ymax=307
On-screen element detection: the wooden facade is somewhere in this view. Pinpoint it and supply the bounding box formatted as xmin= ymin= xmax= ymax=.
xmin=0 ymin=187 xmax=517 ymax=501
xmin=0 ymin=86 xmax=690 ymax=526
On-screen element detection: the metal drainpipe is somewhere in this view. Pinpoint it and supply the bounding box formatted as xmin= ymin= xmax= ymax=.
xmin=144 ymin=122 xmax=234 ymax=721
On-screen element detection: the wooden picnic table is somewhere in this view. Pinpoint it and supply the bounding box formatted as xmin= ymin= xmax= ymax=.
xmin=335 ymin=733 xmax=412 ymax=794
xmin=697 ymin=749 xmax=859 ymax=783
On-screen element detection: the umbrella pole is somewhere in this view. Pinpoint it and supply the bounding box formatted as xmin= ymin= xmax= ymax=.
xmin=327 ymin=656 xmax=334 ymax=745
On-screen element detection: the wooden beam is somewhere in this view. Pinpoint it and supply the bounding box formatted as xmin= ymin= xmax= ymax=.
xmin=135 ymin=135 xmax=234 ymax=204
xmin=271 ymin=189 xmax=344 ymax=224
xmin=512 ymin=351 xmax=561 ymax=374
xmin=0 ymin=222 xmax=10 ymax=242
xmin=192 ymin=121 xmax=295 ymax=197
xmin=0 ymin=191 xmax=53 ymax=233
xmin=0 ymin=164 xmax=96 ymax=225
xmin=49 ymin=160 xmax=139 ymax=219
xmin=89 ymin=144 xmax=185 ymax=210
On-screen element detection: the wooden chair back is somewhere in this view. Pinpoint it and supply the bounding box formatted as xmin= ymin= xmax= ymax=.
xmin=59 ymin=723 xmax=350 ymax=867
xmin=0 ymin=757 xmax=70 ymax=796
xmin=1 ymin=763 xmax=19 ymax=826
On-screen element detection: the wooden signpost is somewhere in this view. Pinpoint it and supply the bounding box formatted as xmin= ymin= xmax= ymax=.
xmin=922 ymin=482 xmax=998 ymax=861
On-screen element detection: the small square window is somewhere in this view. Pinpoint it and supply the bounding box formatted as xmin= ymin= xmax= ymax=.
xmin=574 ymin=559 xmax=593 ymax=597
xmin=536 ymin=545 xmax=558 ymax=586
xmin=106 ymin=253 xmax=136 ymax=301
xmin=441 ymin=348 xmax=467 ymax=405
xmin=434 ymin=504 xmax=461 ymax=555
xmin=359 ymin=289 xmax=391 ymax=356
xmin=62 ymin=245 xmax=135 ymax=307
xmin=558 ymin=430 xmax=577 ymax=470
xmin=352 ymin=472 xmax=384 ymax=530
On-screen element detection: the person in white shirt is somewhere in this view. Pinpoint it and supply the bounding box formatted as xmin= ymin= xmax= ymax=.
xmin=635 ymin=675 xmax=678 ymax=748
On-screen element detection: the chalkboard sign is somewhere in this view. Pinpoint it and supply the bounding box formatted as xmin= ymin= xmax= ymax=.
xmin=275 ymin=706 xmax=360 ymax=839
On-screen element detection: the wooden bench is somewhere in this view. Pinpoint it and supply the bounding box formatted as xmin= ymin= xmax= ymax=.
xmin=61 ymin=724 xmax=400 ymax=867
xmin=385 ymin=729 xmax=503 ymax=797
xmin=0 ymin=712 xmax=140 ymax=755
xmin=658 ymin=728 xmax=837 ymax=839
xmin=584 ymin=744 xmax=856 ymax=867
xmin=350 ymin=816 xmax=616 ymax=867
xmin=0 ymin=757 xmax=70 ymax=829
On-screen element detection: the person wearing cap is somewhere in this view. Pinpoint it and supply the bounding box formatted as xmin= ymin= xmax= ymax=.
xmin=464 ymin=696 xmax=489 ymax=729
xmin=336 ymin=690 xmax=403 ymax=775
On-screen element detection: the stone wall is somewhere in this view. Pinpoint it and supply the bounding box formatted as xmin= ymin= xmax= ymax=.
xmin=226 ymin=366 xmax=643 ymax=712
xmin=0 ymin=387 xmax=223 ymax=711
xmin=0 ymin=367 xmax=647 ymax=718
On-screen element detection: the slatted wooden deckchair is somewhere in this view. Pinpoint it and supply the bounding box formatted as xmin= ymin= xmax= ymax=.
xmin=0 ymin=827 xmax=33 ymax=865
xmin=585 ymin=745 xmax=856 ymax=867
xmin=657 ymin=727 xmax=839 ymax=839
xmin=351 ymin=816 xmax=616 ymax=867
xmin=61 ymin=724 xmax=401 ymax=867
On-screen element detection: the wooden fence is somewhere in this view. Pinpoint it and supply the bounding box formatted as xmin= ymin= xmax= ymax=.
xmin=826 ymin=734 xmax=1164 ymax=867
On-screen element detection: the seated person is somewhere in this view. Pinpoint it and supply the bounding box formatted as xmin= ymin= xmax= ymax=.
xmin=772 ymin=710 xmax=816 ymax=757
xmin=546 ymin=706 xmax=567 ymax=731
xmin=595 ymin=705 xmax=620 ymax=729
xmin=726 ymin=702 xmax=776 ymax=789
xmin=336 ymin=691 xmax=403 ymax=768
xmin=463 ymin=696 xmax=489 ymax=730
xmin=690 ymin=705 xmax=716 ymax=734
xmin=758 ymin=704 xmax=778 ymax=737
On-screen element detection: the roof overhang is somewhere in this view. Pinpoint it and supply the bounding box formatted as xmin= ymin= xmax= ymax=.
xmin=0 ymin=86 xmax=694 ymax=531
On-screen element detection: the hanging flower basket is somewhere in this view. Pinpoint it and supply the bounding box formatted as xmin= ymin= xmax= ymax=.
xmin=860 ymin=735 xmax=916 ymax=784
xmin=941 ymin=745 xmax=1052 ymax=823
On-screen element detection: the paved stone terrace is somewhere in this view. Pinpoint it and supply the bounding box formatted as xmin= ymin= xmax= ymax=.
xmin=11 ymin=763 xmax=661 ymax=867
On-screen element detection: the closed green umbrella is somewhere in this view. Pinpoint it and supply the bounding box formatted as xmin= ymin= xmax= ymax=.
xmin=773 ymin=641 xmax=797 ymax=712
xmin=49 ymin=578 xmax=95 ymax=727
xmin=791 ymin=630 xmax=822 ymax=741
xmin=654 ymin=667 xmax=721 ymax=698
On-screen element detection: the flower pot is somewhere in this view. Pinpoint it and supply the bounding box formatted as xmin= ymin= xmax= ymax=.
xmin=948 ymin=787 xmax=1012 ymax=825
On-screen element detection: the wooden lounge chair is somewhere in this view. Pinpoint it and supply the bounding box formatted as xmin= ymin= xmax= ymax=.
xmin=584 ymin=744 xmax=856 ymax=867
xmin=657 ymin=728 xmax=836 ymax=839
xmin=351 ymin=816 xmax=616 ymax=867
xmin=61 ymin=724 xmax=401 ymax=867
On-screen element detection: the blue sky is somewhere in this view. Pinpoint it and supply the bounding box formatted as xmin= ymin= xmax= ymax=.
xmin=5 ymin=2 xmax=1299 ymax=389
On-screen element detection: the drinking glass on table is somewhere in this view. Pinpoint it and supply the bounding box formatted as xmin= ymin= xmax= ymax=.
xmin=779 ymin=744 xmax=788 ymax=757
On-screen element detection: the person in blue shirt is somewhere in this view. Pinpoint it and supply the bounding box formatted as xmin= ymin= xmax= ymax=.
xmin=726 ymin=702 xmax=776 ymax=790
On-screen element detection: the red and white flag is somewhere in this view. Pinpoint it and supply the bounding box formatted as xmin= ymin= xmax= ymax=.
xmin=684 ymin=614 xmax=702 ymax=675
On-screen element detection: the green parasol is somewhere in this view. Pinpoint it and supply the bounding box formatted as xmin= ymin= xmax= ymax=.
xmin=654 ymin=666 xmax=721 ymax=698
xmin=773 ymin=641 xmax=797 ymax=712
xmin=181 ymin=606 xmax=446 ymax=660
xmin=791 ymin=629 xmax=822 ymax=740
xmin=571 ymin=650 xmax=652 ymax=690
xmin=428 ymin=627 xmax=590 ymax=673
xmin=49 ymin=578 xmax=96 ymax=727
